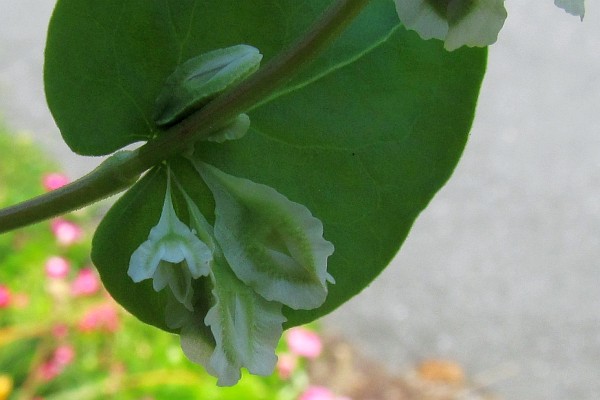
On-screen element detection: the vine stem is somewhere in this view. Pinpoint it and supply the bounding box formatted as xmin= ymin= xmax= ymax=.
xmin=0 ymin=0 xmax=372 ymax=234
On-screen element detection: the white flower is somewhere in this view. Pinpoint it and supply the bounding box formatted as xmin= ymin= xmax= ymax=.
xmin=394 ymin=0 xmax=507 ymax=51
xmin=191 ymin=160 xmax=335 ymax=310
xmin=128 ymin=175 xmax=212 ymax=310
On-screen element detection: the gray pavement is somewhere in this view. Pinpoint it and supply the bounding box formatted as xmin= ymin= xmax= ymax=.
xmin=0 ymin=0 xmax=105 ymax=177
xmin=1 ymin=1 xmax=599 ymax=399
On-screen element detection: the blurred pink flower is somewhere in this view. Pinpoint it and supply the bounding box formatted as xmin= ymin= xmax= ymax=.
xmin=42 ymin=173 xmax=69 ymax=191
xmin=45 ymin=256 xmax=70 ymax=279
xmin=51 ymin=324 xmax=69 ymax=339
xmin=286 ymin=327 xmax=323 ymax=359
xmin=299 ymin=386 xmax=336 ymax=400
xmin=53 ymin=345 xmax=75 ymax=366
xmin=39 ymin=345 xmax=75 ymax=381
xmin=12 ymin=293 xmax=29 ymax=309
xmin=78 ymin=303 xmax=119 ymax=333
xmin=276 ymin=353 xmax=297 ymax=380
xmin=38 ymin=361 xmax=61 ymax=381
xmin=0 ymin=284 xmax=11 ymax=308
xmin=71 ymin=268 xmax=100 ymax=296
xmin=51 ymin=218 xmax=83 ymax=246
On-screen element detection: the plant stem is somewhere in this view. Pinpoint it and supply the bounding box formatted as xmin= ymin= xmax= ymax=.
xmin=0 ymin=0 xmax=371 ymax=233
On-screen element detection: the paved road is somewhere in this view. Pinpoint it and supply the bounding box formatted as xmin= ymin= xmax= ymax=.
xmin=1 ymin=2 xmax=598 ymax=399
xmin=0 ymin=0 xmax=104 ymax=177
xmin=326 ymin=3 xmax=600 ymax=399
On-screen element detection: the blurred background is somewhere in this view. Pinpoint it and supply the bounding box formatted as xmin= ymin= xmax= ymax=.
xmin=1 ymin=1 xmax=599 ymax=399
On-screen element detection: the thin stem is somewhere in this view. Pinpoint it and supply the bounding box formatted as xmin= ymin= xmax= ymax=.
xmin=0 ymin=0 xmax=371 ymax=233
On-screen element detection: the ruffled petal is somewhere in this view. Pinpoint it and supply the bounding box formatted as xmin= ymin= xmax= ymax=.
xmin=191 ymin=160 xmax=335 ymax=310
xmin=128 ymin=240 xmax=163 ymax=282
xmin=128 ymin=172 xmax=212 ymax=311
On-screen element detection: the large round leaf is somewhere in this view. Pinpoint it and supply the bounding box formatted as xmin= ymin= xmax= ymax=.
xmin=45 ymin=0 xmax=402 ymax=156
xmin=56 ymin=0 xmax=488 ymax=330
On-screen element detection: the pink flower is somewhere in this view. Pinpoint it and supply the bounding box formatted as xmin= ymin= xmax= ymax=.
xmin=299 ymin=386 xmax=336 ymax=400
xmin=0 ymin=285 xmax=11 ymax=308
xmin=52 ymin=324 xmax=69 ymax=339
xmin=38 ymin=361 xmax=61 ymax=381
xmin=51 ymin=218 xmax=83 ymax=246
xmin=45 ymin=256 xmax=71 ymax=279
xmin=42 ymin=173 xmax=69 ymax=191
xmin=38 ymin=345 xmax=75 ymax=381
xmin=71 ymin=268 xmax=100 ymax=296
xmin=53 ymin=345 xmax=75 ymax=366
xmin=276 ymin=353 xmax=298 ymax=380
xmin=286 ymin=327 xmax=323 ymax=359
xmin=78 ymin=303 xmax=119 ymax=333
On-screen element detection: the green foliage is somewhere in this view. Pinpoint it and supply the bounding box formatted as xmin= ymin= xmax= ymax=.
xmin=0 ymin=128 xmax=58 ymax=278
xmin=0 ymin=129 xmax=56 ymax=208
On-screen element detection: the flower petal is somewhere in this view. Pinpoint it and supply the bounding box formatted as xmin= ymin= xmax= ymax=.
xmin=192 ymin=160 xmax=335 ymax=310
xmin=554 ymin=0 xmax=585 ymax=20
xmin=394 ymin=0 xmax=507 ymax=51
xmin=174 ymin=179 xmax=288 ymax=386
xmin=128 ymin=240 xmax=164 ymax=282
xmin=180 ymin=240 xmax=213 ymax=279
xmin=206 ymin=114 xmax=250 ymax=143
xmin=180 ymin=317 xmax=217 ymax=376
xmin=204 ymin=254 xmax=285 ymax=386
xmin=128 ymin=172 xmax=212 ymax=306
xmin=151 ymin=261 xmax=172 ymax=291
xmin=165 ymin=263 xmax=195 ymax=311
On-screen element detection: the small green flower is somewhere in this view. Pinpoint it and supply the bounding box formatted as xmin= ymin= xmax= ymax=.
xmin=128 ymin=174 xmax=212 ymax=310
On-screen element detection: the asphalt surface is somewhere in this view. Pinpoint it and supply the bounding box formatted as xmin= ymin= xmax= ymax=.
xmin=1 ymin=2 xmax=599 ymax=399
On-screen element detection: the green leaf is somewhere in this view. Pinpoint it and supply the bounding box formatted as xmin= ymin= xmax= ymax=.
xmin=196 ymin=32 xmax=487 ymax=327
xmin=193 ymin=161 xmax=334 ymax=311
xmin=89 ymin=0 xmax=486 ymax=331
xmin=394 ymin=0 xmax=507 ymax=50
xmin=44 ymin=0 xmax=400 ymax=155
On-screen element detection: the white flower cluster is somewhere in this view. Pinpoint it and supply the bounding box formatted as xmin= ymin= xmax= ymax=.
xmin=127 ymin=162 xmax=334 ymax=386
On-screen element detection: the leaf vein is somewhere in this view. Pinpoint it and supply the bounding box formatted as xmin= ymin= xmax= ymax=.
xmin=253 ymin=24 xmax=402 ymax=110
